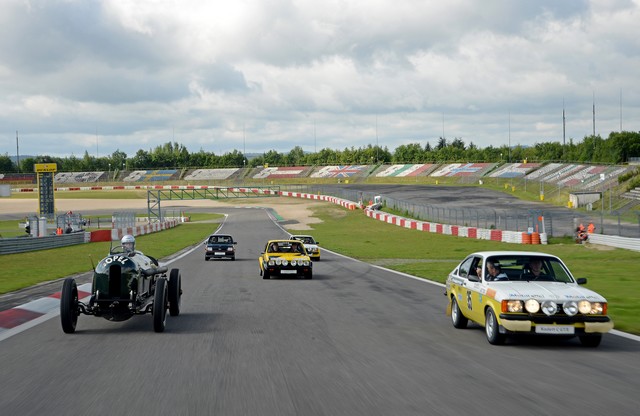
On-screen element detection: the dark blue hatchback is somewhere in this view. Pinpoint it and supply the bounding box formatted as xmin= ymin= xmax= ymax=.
xmin=204 ymin=234 xmax=237 ymax=261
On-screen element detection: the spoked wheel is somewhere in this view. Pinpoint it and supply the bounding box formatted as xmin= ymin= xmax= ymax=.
xmin=451 ymin=297 xmax=468 ymax=329
xmin=168 ymin=269 xmax=182 ymax=317
xmin=60 ymin=278 xmax=79 ymax=334
xmin=485 ymin=308 xmax=506 ymax=345
xmin=153 ymin=278 xmax=168 ymax=333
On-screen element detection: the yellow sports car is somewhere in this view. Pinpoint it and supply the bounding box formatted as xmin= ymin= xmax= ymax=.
xmin=445 ymin=251 xmax=613 ymax=347
xmin=259 ymin=240 xmax=313 ymax=279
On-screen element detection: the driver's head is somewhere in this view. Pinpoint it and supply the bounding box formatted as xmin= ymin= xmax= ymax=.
xmin=530 ymin=258 xmax=542 ymax=274
xmin=121 ymin=234 xmax=135 ymax=253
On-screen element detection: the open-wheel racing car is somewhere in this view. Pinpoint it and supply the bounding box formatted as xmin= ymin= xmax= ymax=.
xmin=60 ymin=235 xmax=182 ymax=333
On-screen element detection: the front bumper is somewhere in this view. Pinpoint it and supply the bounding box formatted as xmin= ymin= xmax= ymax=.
xmin=499 ymin=313 xmax=614 ymax=334
xmin=265 ymin=266 xmax=311 ymax=276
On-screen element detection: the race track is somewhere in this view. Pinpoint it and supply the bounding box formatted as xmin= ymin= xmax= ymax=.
xmin=1 ymin=205 xmax=640 ymax=415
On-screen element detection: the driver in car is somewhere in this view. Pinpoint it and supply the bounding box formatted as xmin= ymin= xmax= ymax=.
xmin=121 ymin=234 xmax=142 ymax=257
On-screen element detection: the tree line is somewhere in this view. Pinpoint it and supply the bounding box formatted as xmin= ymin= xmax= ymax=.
xmin=1 ymin=131 xmax=639 ymax=173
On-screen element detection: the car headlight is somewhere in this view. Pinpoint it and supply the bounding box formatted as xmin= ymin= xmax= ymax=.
xmin=578 ymin=300 xmax=591 ymax=314
xmin=281 ymin=259 xmax=288 ymax=266
xmin=578 ymin=301 xmax=605 ymax=315
xmin=291 ymin=260 xmax=297 ymax=266
xmin=302 ymin=260 xmax=310 ymax=266
xmin=541 ymin=300 xmax=558 ymax=316
xmin=524 ymin=299 xmax=540 ymax=313
xmin=563 ymin=301 xmax=579 ymax=316
xmin=503 ymin=300 xmax=523 ymax=313
xmin=268 ymin=259 xmax=275 ymax=266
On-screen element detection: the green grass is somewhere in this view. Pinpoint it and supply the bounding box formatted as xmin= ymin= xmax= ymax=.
xmin=285 ymin=205 xmax=640 ymax=335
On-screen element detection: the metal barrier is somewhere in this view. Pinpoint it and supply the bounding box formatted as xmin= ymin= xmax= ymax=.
xmin=0 ymin=232 xmax=89 ymax=255
xmin=586 ymin=234 xmax=640 ymax=252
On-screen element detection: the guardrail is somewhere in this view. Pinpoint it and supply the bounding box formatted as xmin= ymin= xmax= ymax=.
xmin=587 ymin=234 xmax=640 ymax=252
xmin=0 ymin=232 xmax=89 ymax=255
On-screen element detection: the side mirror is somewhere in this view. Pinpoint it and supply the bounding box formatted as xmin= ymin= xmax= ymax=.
xmin=576 ymin=278 xmax=587 ymax=285
xmin=468 ymin=275 xmax=480 ymax=283
xmin=233 ymin=241 xmax=237 ymax=245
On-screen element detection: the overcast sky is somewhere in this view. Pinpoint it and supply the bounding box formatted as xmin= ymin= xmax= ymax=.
xmin=1 ymin=0 xmax=639 ymax=160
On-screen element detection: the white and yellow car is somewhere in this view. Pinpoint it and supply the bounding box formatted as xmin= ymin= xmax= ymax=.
xmin=445 ymin=251 xmax=613 ymax=347
xmin=290 ymin=234 xmax=321 ymax=261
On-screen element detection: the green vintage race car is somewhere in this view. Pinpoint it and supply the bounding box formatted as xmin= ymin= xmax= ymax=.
xmin=60 ymin=242 xmax=182 ymax=333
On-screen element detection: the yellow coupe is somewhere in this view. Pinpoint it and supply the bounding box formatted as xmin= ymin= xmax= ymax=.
xmin=259 ymin=240 xmax=313 ymax=279
xmin=445 ymin=251 xmax=613 ymax=347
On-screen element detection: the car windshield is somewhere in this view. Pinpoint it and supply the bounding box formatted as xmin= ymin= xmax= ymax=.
xmin=481 ymin=255 xmax=574 ymax=283
xmin=209 ymin=236 xmax=231 ymax=244
xmin=293 ymin=236 xmax=314 ymax=244
xmin=268 ymin=242 xmax=305 ymax=254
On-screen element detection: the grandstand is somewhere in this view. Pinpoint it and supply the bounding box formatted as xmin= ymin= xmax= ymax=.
xmin=430 ymin=163 xmax=496 ymax=177
xmin=489 ymin=163 xmax=541 ymax=178
xmin=252 ymin=166 xmax=313 ymax=179
xmin=310 ymin=165 xmax=370 ymax=178
xmin=183 ymin=168 xmax=240 ymax=181
xmin=0 ymin=173 xmax=36 ymax=184
xmin=374 ymin=164 xmax=437 ymax=177
xmin=55 ymin=172 xmax=107 ymax=183
xmin=122 ymin=170 xmax=180 ymax=182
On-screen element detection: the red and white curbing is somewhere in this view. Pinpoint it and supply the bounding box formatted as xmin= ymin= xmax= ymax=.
xmin=0 ymin=283 xmax=92 ymax=338
xmin=364 ymin=207 xmax=547 ymax=245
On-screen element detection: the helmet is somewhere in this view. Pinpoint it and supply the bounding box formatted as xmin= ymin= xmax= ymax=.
xmin=121 ymin=234 xmax=135 ymax=253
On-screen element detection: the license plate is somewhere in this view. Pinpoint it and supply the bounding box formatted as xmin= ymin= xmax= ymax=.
xmin=214 ymin=252 xmax=225 ymax=255
xmin=535 ymin=325 xmax=575 ymax=335
xmin=280 ymin=270 xmax=297 ymax=274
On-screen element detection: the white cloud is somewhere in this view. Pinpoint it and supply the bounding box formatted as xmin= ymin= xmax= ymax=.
xmin=1 ymin=0 xmax=638 ymax=159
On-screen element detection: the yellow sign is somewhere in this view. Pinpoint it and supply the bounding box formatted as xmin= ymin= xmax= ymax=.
xmin=34 ymin=163 xmax=57 ymax=173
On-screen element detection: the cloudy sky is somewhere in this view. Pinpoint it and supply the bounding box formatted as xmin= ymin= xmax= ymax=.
xmin=1 ymin=0 xmax=639 ymax=159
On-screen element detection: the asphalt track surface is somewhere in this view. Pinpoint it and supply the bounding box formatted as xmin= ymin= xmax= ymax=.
xmin=1 ymin=202 xmax=640 ymax=415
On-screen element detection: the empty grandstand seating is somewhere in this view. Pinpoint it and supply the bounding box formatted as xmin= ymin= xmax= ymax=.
xmin=374 ymin=164 xmax=437 ymax=177
xmin=252 ymin=166 xmax=313 ymax=179
xmin=55 ymin=172 xmax=106 ymax=183
xmin=310 ymin=165 xmax=370 ymax=178
xmin=430 ymin=163 xmax=496 ymax=177
xmin=0 ymin=173 xmax=36 ymax=184
xmin=183 ymin=168 xmax=239 ymax=180
xmin=489 ymin=163 xmax=541 ymax=178
xmin=123 ymin=170 xmax=180 ymax=182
